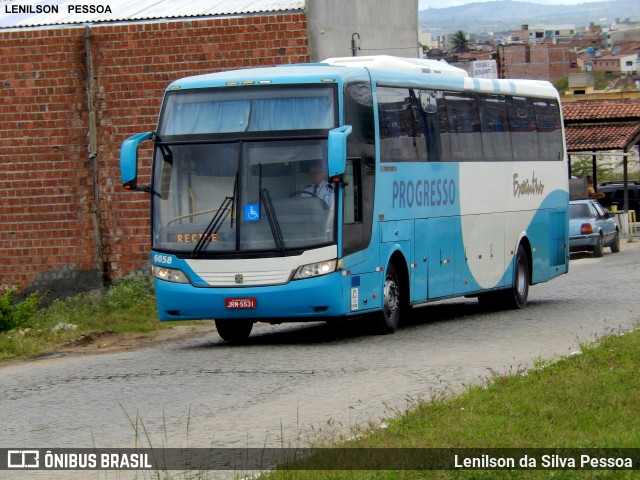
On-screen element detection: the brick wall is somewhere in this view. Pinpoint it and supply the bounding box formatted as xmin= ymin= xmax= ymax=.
xmin=0 ymin=13 xmax=309 ymax=297
xmin=0 ymin=27 xmax=98 ymax=296
xmin=503 ymin=45 xmax=577 ymax=82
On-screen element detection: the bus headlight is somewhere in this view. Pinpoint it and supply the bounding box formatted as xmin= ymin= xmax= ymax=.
xmin=294 ymin=259 xmax=341 ymax=280
xmin=153 ymin=265 xmax=190 ymax=284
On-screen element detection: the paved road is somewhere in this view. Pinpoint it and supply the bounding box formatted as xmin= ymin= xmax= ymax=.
xmin=1 ymin=240 xmax=639 ymax=477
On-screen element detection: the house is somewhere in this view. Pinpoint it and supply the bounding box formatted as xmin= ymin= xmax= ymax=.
xmin=590 ymin=53 xmax=639 ymax=75
xmin=508 ymin=24 xmax=576 ymax=44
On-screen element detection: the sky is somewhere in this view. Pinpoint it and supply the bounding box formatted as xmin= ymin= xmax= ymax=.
xmin=419 ymin=0 xmax=609 ymax=9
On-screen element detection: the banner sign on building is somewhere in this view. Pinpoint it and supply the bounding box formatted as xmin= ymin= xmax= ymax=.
xmin=471 ymin=60 xmax=498 ymax=79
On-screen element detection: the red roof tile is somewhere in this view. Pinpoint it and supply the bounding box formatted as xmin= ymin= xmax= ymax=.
xmin=562 ymin=99 xmax=640 ymax=122
xmin=565 ymin=124 xmax=640 ymax=151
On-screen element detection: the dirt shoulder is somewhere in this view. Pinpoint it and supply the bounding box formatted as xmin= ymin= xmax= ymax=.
xmin=58 ymin=324 xmax=217 ymax=356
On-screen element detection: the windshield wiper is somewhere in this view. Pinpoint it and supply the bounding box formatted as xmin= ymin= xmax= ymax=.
xmin=192 ymin=172 xmax=238 ymax=258
xmin=257 ymin=163 xmax=285 ymax=254
xmin=259 ymin=187 xmax=285 ymax=254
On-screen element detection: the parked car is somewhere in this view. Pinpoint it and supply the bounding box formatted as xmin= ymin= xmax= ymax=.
xmin=597 ymin=181 xmax=640 ymax=216
xmin=569 ymin=199 xmax=620 ymax=257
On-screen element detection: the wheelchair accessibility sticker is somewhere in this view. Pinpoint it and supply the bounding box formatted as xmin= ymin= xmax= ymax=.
xmin=244 ymin=204 xmax=260 ymax=222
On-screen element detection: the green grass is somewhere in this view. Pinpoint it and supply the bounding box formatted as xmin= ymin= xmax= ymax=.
xmin=263 ymin=326 xmax=640 ymax=479
xmin=0 ymin=275 xmax=166 ymax=361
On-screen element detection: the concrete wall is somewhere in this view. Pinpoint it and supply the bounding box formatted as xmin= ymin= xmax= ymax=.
xmin=306 ymin=0 xmax=419 ymax=61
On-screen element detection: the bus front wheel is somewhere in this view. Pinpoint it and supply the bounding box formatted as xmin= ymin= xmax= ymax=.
xmin=375 ymin=263 xmax=403 ymax=334
xmin=215 ymin=319 xmax=253 ymax=343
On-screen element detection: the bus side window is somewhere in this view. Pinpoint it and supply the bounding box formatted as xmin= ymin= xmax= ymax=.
xmin=343 ymin=158 xmax=362 ymax=224
xmin=413 ymin=89 xmax=442 ymax=162
xmin=343 ymin=81 xmax=374 ymax=256
xmin=444 ymin=92 xmax=483 ymax=162
xmin=508 ymin=97 xmax=539 ymax=162
xmin=157 ymin=148 xmax=173 ymax=201
xmin=378 ymin=86 xmax=422 ymax=163
xmin=478 ymin=94 xmax=512 ymax=162
xmin=533 ymin=98 xmax=563 ymax=161
xmin=436 ymin=92 xmax=451 ymax=162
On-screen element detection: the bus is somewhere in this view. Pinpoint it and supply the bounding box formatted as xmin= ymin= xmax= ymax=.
xmin=120 ymin=55 xmax=569 ymax=342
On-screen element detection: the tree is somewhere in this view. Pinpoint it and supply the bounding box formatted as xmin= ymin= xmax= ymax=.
xmin=553 ymin=76 xmax=569 ymax=94
xmin=420 ymin=42 xmax=431 ymax=57
xmin=450 ymin=30 xmax=470 ymax=53
xmin=570 ymin=154 xmax=618 ymax=183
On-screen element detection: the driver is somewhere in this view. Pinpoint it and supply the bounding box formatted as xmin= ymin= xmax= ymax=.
xmin=304 ymin=163 xmax=334 ymax=208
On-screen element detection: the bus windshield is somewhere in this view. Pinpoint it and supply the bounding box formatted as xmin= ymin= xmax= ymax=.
xmin=152 ymin=139 xmax=336 ymax=254
xmin=159 ymin=86 xmax=336 ymax=135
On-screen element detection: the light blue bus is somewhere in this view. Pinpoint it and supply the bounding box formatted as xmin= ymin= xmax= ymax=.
xmin=120 ymin=56 xmax=569 ymax=342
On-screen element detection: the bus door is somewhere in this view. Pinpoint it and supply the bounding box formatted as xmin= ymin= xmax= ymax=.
xmin=412 ymin=219 xmax=429 ymax=303
xmin=427 ymin=216 xmax=455 ymax=299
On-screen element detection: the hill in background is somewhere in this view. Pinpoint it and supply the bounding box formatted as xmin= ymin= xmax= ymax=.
xmin=419 ymin=0 xmax=638 ymax=36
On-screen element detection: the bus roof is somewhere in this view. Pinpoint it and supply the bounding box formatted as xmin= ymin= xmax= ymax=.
xmin=323 ymin=55 xmax=469 ymax=77
xmin=165 ymin=56 xmax=559 ymax=100
xmin=165 ymin=64 xmax=357 ymax=90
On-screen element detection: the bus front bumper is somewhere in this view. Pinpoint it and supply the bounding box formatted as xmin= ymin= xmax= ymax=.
xmin=154 ymin=272 xmax=345 ymax=321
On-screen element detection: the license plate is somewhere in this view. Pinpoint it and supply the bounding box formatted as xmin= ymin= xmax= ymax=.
xmin=225 ymin=298 xmax=256 ymax=309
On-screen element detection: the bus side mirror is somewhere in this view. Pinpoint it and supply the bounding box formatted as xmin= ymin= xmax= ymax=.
xmin=120 ymin=131 xmax=153 ymax=190
xmin=327 ymin=125 xmax=352 ymax=178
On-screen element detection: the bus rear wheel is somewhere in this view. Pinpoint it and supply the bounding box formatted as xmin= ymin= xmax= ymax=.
xmin=503 ymin=245 xmax=529 ymax=309
xmin=215 ymin=319 xmax=253 ymax=343
xmin=478 ymin=245 xmax=529 ymax=310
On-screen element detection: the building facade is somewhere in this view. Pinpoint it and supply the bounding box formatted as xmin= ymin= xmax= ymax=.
xmin=587 ymin=53 xmax=639 ymax=75
xmin=501 ymin=44 xmax=578 ymax=82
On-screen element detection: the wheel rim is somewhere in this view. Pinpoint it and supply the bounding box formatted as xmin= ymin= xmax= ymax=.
xmin=383 ymin=274 xmax=399 ymax=320
xmin=515 ymin=258 xmax=527 ymax=298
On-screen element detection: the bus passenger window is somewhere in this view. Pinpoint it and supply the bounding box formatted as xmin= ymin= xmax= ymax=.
xmin=533 ymin=99 xmax=563 ymax=161
xmin=378 ymin=87 xmax=424 ymax=163
xmin=478 ymin=95 xmax=512 ymax=162
xmin=508 ymin=97 xmax=539 ymax=162
xmin=444 ymin=92 xmax=483 ymax=162
xmin=414 ymin=89 xmax=443 ymax=162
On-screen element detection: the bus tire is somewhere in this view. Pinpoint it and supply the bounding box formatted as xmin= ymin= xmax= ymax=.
xmin=503 ymin=245 xmax=530 ymax=309
xmin=375 ymin=263 xmax=403 ymax=334
xmin=215 ymin=319 xmax=253 ymax=343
